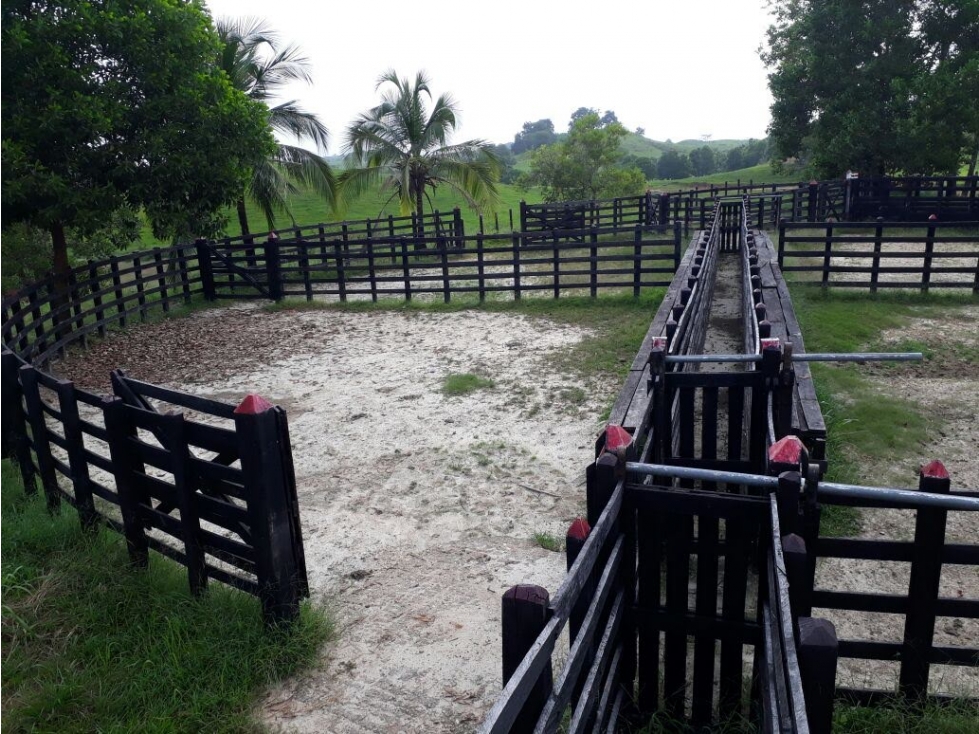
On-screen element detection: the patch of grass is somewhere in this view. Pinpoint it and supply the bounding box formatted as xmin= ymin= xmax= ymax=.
xmin=442 ymin=372 xmax=494 ymax=396
xmin=790 ymin=288 xmax=979 ymax=535
xmin=533 ymin=532 xmax=562 ymax=553
xmin=834 ymin=699 xmax=979 ymax=733
xmin=1 ymin=460 xmax=332 ymax=733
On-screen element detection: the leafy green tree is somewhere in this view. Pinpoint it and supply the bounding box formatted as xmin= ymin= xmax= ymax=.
xmin=762 ymin=0 xmax=979 ymax=177
xmin=491 ymin=144 xmax=518 ymax=184
xmin=689 ymin=146 xmax=717 ymax=176
xmin=2 ymin=0 xmax=273 ymax=283
xmin=340 ymin=70 xmax=500 ymax=232
xmin=656 ymin=150 xmax=692 ymax=180
xmin=512 ymin=119 xmax=556 ymax=154
xmin=620 ymin=154 xmax=659 ymax=180
xmin=215 ymin=17 xmax=337 ymax=236
xmin=521 ymin=113 xmax=645 ymax=201
xmin=725 ymin=147 xmax=746 ymax=171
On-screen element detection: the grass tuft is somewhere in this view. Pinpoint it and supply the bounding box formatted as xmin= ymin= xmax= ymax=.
xmin=532 ymin=532 xmax=562 ymax=553
xmin=442 ymin=372 xmax=494 ymax=397
xmin=1 ymin=460 xmax=332 ymax=733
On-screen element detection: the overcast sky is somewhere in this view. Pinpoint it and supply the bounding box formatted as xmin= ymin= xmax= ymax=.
xmin=204 ymin=0 xmax=776 ymax=154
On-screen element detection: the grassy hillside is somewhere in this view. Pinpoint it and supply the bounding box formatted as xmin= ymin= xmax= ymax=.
xmin=647 ymin=163 xmax=806 ymax=191
xmin=138 ymin=182 xmax=542 ymax=246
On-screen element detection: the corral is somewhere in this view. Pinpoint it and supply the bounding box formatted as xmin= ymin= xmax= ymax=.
xmin=3 ymin=175 xmax=978 ymax=733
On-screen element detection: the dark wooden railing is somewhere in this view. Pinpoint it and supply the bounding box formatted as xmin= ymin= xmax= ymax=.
xmin=778 ymin=220 xmax=979 ymax=291
xmin=195 ymin=223 xmax=685 ymax=304
xmin=482 ymin=197 xmax=978 ymax=732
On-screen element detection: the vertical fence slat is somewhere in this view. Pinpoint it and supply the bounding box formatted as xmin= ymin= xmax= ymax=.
xmin=56 ymin=379 xmax=98 ymax=530
xmin=103 ymin=397 xmax=149 ymax=567
xmin=234 ymin=396 xmax=305 ymax=626
xmin=899 ymin=461 xmax=951 ymax=702
xmin=512 ymin=232 xmax=522 ymax=300
xmin=164 ymin=412 xmax=207 ymax=596
xmin=154 ymin=249 xmax=170 ymax=313
xmin=19 ymin=365 xmax=60 ymax=510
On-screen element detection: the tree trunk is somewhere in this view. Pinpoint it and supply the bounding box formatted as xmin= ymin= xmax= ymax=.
xmin=968 ymin=139 xmax=978 ymax=178
xmin=237 ymin=198 xmax=253 ymax=243
xmin=415 ymin=186 xmax=425 ymax=240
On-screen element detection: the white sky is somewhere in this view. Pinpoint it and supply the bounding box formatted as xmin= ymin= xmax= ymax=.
xmin=203 ymin=0 xmax=776 ymax=154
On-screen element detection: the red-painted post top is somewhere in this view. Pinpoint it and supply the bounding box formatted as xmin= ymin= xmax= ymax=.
xmin=234 ymin=393 xmax=275 ymax=415
xmin=920 ymin=460 xmax=949 ymax=480
xmin=567 ymin=518 xmax=591 ymax=541
xmin=761 ymin=337 xmax=781 ymax=352
xmin=769 ymin=435 xmax=805 ymax=466
xmin=604 ymin=424 xmax=633 ymax=453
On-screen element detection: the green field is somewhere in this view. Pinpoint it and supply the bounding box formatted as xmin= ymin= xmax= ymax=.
xmin=646 ymin=163 xmax=806 ymax=191
xmin=138 ymin=182 xmax=542 ymax=249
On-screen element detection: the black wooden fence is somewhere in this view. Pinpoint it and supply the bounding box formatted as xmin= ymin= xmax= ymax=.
xmin=483 ymin=197 xmax=979 ymax=732
xmin=777 ymin=220 xmax=979 ymax=291
xmin=2 ymin=347 xmax=308 ymax=625
xmin=519 ymin=193 xmax=659 ymax=235
xmin=195 ymin=223 xmax=685 ymax=304
xmin=1 ymin=238 xmax=310 ymax=625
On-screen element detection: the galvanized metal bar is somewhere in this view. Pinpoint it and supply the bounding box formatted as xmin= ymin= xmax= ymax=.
xmin=817 ymin=482 xmax=979 ymax=512
xmin=625 ymin=462 xmax=779 ymax=489
xmin=665 ymin=352 xmax=922 ymax=364
xmin=624 ymin=462 xmax=979 ymax=512
xmin=798 ymin=352 xmax=923 ymax=363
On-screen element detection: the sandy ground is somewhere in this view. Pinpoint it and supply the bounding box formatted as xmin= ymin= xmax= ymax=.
xmin=56 ymin=305 xmax=607 ymax=733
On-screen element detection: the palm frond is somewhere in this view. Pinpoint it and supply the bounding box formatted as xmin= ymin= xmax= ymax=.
xmin=269 ymin=101 xmax=330 ymax=151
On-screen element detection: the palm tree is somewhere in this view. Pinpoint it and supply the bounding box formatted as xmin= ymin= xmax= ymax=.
xmin=215 ymin=17 xmax=336 ymax=236
xmin=340 ymin=70 xmax=500 ymax=237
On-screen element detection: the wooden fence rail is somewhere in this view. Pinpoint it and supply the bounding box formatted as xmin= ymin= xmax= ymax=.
xmin=1 ymin=348 xmax=308 ymax=625
xmin=777 ymin=220 xmax=979 ymax=292
xmin=196 ymin=223 xmax=684 ymax=304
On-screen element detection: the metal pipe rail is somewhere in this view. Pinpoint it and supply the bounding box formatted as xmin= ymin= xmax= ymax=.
xmin=624 ymin=462 xmax=979 ymax=512
xmin=664 ymin=352 xmax=923 ymax=364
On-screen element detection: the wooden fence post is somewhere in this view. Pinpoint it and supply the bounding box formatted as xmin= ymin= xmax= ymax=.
xmin=265 ymin=232 xmax=282 ymax=302
xmin=502 ymin=584 xmax=552 ymax=733
xmin=899 ymin=460 xmax=951 ymax=702
xmin=922 ymin=220 xmax=936 ymax=293
xmin=589 ymin=227 xmax=599 ymax=298
xmin=5 ymin=354 xmax=37 ymax=495
xmin=659 ymin=193 xmax=670 ymax=226
xmin=2 ymin=349 xmax=19 ymax=460
xmin=807 ymin=181 xmax=819 ymax=222
xmin=797 ymin=617 xmax=839 ymax=734
xmin=870 ymin=218 xmax=884 ymax=293
xmin=234 ymin=394 xmax=306 ymax=626
xmin=519 ymin=200 xmax=527 ymax=232
xmin=103 ymin=397 xmax=149 ymax=567
xmin=19 ymin=365 xmax=60 ymax=511
xmin=453 ymin=206 xmax=464 ymax=247
xmin=55 ymin=379 xmax=99 ymax=531
xmin=512 ymin=232 xmax=522 ymax=300
xmin=195 ymin=239 xmax=216 ymax=301
xmin=821 ymin=223 xmax=834 ymax=288
xmin=633 ymin=225 xmax=643 ymax=297
xmin=672 ymin=220 xmax=683 ymax=273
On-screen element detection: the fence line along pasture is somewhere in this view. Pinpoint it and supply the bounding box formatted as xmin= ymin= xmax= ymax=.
xmin=778 ymin=219 xmax=979 ymax=292
xmin=196 ymin=222 xmax=684 ymax=304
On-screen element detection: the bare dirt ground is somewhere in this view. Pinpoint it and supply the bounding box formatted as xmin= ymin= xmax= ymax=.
xmin=56 ymin=304 xmax=608 ymax=733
